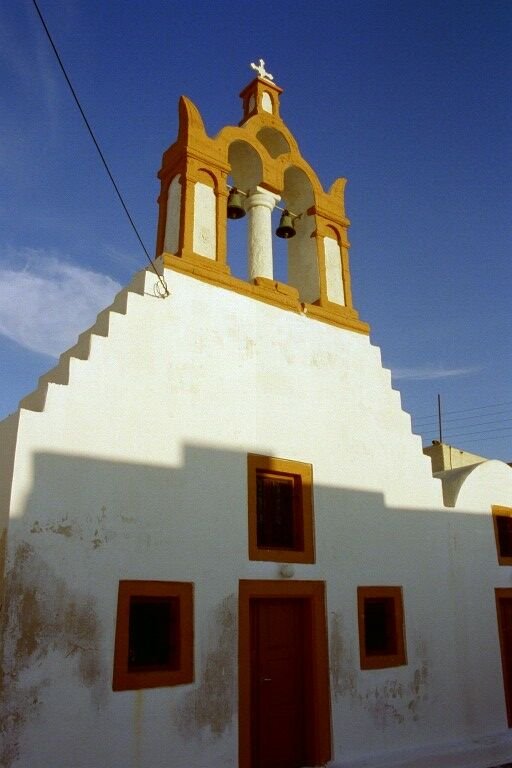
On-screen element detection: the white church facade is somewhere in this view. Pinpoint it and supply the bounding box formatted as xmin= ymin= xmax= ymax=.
xmin=1 ymin=68 xmax=512 ymax=768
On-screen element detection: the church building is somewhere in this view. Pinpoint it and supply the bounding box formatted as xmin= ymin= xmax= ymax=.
xmin=1 ymin=64 xmax=512 ymax=768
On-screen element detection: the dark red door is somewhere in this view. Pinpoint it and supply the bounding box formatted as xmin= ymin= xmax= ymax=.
xmin=496 ymin=591 xmax=512 ymax=726
xmin=250 ymin=598 xmax=312 ymax=768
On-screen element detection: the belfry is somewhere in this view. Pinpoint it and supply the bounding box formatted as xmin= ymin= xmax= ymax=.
xmin=156 ymin=64 xmax=368 ymax=334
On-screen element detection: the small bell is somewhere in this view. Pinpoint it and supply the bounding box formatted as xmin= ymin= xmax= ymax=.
xmin=227 ymin=188 xmax=246 ymax=220
xmin=275 ymin=210 xmax=296 ymax=239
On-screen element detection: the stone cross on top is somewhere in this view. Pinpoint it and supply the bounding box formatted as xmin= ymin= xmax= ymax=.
xmin=250 ymin=59 xmax=274 ymax=82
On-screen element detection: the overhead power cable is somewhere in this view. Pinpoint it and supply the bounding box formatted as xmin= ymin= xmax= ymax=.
xmin=440 ymin=426 xmax=512 ymax=440
xmin=413 ymin=400 xmax=512 ymax=421
xmin=413 ymin=409 xmax=512 ymax=429
xmin=31 ymin=0 xmax=169 ymax=298
xmin=455 ymin=433 xmax=512 ymax=445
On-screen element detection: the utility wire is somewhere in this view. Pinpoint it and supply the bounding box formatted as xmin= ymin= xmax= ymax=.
xmin=453 ymin=433 xmax=512 ymax=445
xmin=413 ymin=400 xmax=512 ymax=421
xmin=413 ymin=409 xmax=512 ymax=428
xmin=31 ymin=0 xmax=169 ymax=297
xmin=440 ymin=426 xmax=512 ymax=439
xmin=412 ymin=398 xmax=512 ymax=455
xmin=442 ymin=423 xmax=512 ymax=435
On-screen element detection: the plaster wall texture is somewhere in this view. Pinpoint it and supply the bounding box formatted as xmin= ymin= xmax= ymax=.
xmin=324 ymin=235 xmax=345 ymax=305
xmin=1 ymin=267 xmax=512 ymax=767
xmin=0 ymin=412 xmax=19 ymax=596
xmin=163 ymin=174 xmax=181 ymax=254
xmin=193 ymin=182 xmax=216 ymax=259
xmin=287 ymin=214 xmax=319 ymax=304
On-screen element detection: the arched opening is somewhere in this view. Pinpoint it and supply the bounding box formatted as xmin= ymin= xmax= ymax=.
xmin=227 ymin=141 xmax=264 ymax=280
xmin=280 ymin=167 xmax=318 ymax=302
xmin=228 ymin=141 xmax=263 ymax=192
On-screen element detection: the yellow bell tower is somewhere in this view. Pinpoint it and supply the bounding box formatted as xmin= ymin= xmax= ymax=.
xmin=156 ymin=62 xmax=369 ymax=335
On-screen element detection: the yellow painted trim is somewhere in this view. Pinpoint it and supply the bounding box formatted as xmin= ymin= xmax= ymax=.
xmin=357 ymin=586 xmax=407 ymax=670
xmin=303 ymin=301 xmax=370 ymax=334
xmin=156 ymin=79 xmax=369 ymax=335
xmin=247 ymin=453 xmax=315 ymax=564
xmin=493 ymin=506 xmax=512 ymax=566
xmin=165 ymin=251 xmax=231 ymax=274
xmin=253 ymin=275 xmax=299 ymax=299
xmin=495 ymin=588 xmax=512 ymax=727
xmin=239 ymin=77 xmax=284 ymax=123
xmin=113 ymin=580 xmax=194 ymax=691
xmin=162 ymin=254 xmax=370 ymax=334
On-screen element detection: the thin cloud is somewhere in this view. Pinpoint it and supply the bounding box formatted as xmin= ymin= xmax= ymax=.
xmin=0 ymin=250 xmax=121 ymax=358
xmin=391 ymin=364 xmax=481 ymax=381
xmin=104 ymin=245 xmax=144 ymax=270
xmin=0 ymin=4 xmax=60 ymax=118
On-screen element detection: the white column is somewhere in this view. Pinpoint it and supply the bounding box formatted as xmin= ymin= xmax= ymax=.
xmin=245 ymin=186 xmax=280 ymax=281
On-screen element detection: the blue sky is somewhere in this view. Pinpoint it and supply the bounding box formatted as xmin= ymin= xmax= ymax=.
xmin=1 ymin=0 xmax=511 ymax=460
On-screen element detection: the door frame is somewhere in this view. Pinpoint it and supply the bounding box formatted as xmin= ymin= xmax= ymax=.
xmin=495 ymin=588 xmax=512 ymax=726
xmin=238 ymin=579 xmax=332 ymax=768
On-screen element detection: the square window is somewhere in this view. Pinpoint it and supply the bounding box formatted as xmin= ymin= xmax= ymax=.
xmin=113 ymin=581 xmax=193 ymax=691
xmin=357 ymin=586 xmax=406 ymax=670
xmin=493 ymin=506 xmax=512 ymax=565
xmin=128 ymin=596 xmax=179 ymax=671
xmin=248 ymin=454 xmax=314 ymax=563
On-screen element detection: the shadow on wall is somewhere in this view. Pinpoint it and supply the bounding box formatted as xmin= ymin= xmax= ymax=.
xmin=0 ymin=442 xmax=509 ymax=765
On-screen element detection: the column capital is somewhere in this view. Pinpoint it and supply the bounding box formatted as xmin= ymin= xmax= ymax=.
xmin=245 ymin=186 xmax=280 ymax=212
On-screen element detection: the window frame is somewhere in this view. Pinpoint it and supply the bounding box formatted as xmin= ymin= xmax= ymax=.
xmin=113 ymin=580 xmax=194 ymax=691
xmin=247 ymin=454 xmax=315 ymax=563
xmin=493 ymin=506 xmax=512 ymax=566
xmin=357 ymin=586 xmax=407 ymax=670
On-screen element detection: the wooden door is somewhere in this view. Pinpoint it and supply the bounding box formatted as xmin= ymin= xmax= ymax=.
xmin=239 ymin=580 xmax=331 ymax=768
xmin=496 ymin=589 xmax=512 ymax=726
xmin=250 ymin=598 xmax=311 ymax=768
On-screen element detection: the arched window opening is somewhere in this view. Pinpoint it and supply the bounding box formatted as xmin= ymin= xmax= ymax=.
xmin=228 ymin=141 xmax=263 ymax=192
xmin=226 ymin=142 xmax=264 ymax=280
xmin=281 ymin=167 xmax=318 ymax=303
xmin=226 ymin=174 xmax=247 ymax=280
xmin=272 ymin=206 xmax=289 ymax=284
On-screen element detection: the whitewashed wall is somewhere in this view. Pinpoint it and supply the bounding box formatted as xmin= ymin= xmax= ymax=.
xmin=1 ymin=266 xmax=512 ymax=768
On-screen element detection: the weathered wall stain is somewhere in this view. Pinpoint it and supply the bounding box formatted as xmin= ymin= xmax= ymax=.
xmin=133 ymin=690 xmax=144 ymax=768
xmin=0 ymin=541 xmax=106 ymax=766
xmin=357 ymin=662 xmax=429 ymax=728
xmin=328 ymin=610 xmax=429 ymax=727
xmin=361 ymin=680 xmax=406 ymax=726
xmin=330 ymin=611 xmax=357 ymax=700
xmin=0 ymin=529 xmax=7 ymax=596
xmin=29 ymin=506 xmax=117 ymax=550
xmin=407 ymin=661 xmax=429 ymax=719
xmin=176 ymin=594 xmax=236 ymax=740
xmin=30 ymin=519 xmax=73 ymax=537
